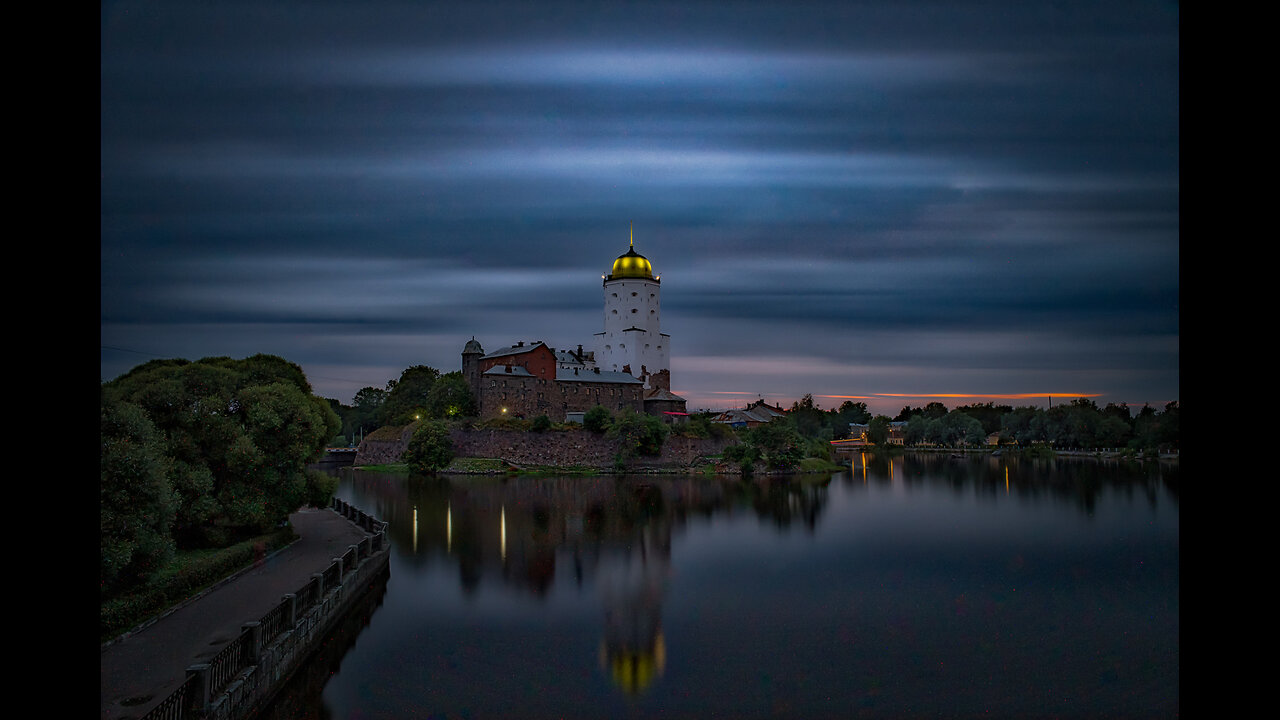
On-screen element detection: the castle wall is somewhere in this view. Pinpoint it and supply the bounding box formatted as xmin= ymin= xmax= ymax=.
xmin=474 ymin=372 xmax=645 ymax=421
xmin=356 ymin=425 xmax=735 ymax=470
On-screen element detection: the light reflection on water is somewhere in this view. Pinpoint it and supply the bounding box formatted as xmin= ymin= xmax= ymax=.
xmin=311 ymin=454 xmax=1177 ymax=719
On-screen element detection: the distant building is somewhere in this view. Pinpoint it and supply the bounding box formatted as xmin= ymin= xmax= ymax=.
xmin=710 ymin=399 xmax=788 ymax=428
xmin=463 ymin=234 xmax=687 ymax=423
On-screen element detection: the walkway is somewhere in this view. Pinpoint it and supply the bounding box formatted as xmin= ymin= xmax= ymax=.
xmin=100 ymin=506 xmax=372 ymax=720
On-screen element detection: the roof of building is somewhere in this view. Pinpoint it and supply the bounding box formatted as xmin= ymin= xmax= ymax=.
xmin=481 ymin=341 xmax=548 ymax=360
xmin=711 ymin=400 xmax=787 ymax=425
xmin=555 ymin=368 xmax=643 ymax=384
xmin=644 ymin=387 xmax=686 ymax=402
xmin=482 ymin=365 xmax=535 ymax=377
xmin=555 ymin=348 xmax=594 ymax=365
xmin=463 ymin=337 xmax=484 ymax=354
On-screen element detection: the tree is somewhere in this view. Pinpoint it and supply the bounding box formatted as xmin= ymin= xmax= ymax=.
xmin=922 ymin=402 xmax=949 ymax=419
xmin=102 ymin=354 xmax=341 ymax=548
xmin=404 ymin=420 xmax=455 ymax=473
xmin=100 ymin=398 xmax=177 ymax=593
xmin=426 ymin=371 xmax=477 ymax=419
xmin=955 ymin=402 xmax=1013 ymax=436
xmin=746 ymin=418 xmax=805 ymax=470
xmin=867 ymin=415 xmax=892 ymax=445
xmin=789 ymin=394 xmax=828 ymax=439
xmin=836 ymin=400 xmax=871 ymax=426
xmin=380 ymin=365 xmax=441 ymax=425
xmin=609 ymin=409 xmax=669 ymax=460
xmin=933 ymin=411 xmax=984 ymax=446
xmin=348 ymin=386 xmax=389 ymax=436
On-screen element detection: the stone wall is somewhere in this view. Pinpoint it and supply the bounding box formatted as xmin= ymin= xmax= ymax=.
xmin=355 ymin=424 xmax=735 ymax=470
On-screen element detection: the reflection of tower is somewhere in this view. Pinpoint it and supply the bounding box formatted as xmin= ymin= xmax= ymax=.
xmin=594 ymin=227 xmax=670 ymax=390
xmin=597 ymin=492 xmax=671 ymax=695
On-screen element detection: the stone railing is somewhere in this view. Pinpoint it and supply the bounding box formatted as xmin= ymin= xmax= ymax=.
xmin=141 ymin=499 xmax=389 ymax=720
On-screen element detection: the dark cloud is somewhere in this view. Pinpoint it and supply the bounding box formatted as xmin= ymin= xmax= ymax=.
xmin=101 ymin=0 xmax=1179 ymax=412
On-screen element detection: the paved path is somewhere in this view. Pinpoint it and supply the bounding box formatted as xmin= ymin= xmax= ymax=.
xmin=100 ymin=507 xmax=372 ymax=720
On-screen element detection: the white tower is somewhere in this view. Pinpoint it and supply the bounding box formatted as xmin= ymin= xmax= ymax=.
xmin=594 ymin=228 xmax=670 ymax=390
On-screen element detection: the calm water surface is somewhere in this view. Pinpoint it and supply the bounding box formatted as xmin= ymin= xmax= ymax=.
xmin=297 ymin=453 xmax=1177 ymax=719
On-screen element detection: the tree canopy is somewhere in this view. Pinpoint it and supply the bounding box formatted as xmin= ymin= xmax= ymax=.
xmin=101 ymin=354 xmax=341 ymax=550
xmin=404 ymin=420 xmax=455 ymax=473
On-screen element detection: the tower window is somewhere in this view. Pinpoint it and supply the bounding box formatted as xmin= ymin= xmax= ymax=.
xmin=631 ymin=308 xmax=637 ymax=313
xmin=631 ymin=292 xmax=637 ymax=297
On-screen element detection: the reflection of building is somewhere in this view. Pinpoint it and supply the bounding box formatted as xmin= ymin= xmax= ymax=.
xmin=597 ymin=492 xmax=671 ymax=695
xmin=463 ymin=234 xmax=687 ymax=423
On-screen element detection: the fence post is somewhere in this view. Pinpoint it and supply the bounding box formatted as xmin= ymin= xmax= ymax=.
xmin=186 ymin=663 xmax=211 ymax=714
xmin=312 ymin=572 xmax=325 ymax=598
xmin=242 ymin=622 xmax=262 ymax=665
xmin=282 ymin=593 xmax=297 ymax=627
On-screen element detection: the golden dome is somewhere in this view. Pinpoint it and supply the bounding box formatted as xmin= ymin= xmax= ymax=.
xmin=609 ymin=248 xmax=654 ymax=280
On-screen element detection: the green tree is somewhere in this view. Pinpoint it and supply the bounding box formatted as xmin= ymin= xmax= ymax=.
xmin=102 ymin=354 xmax=341 ymax=548
xmin=426 ymin=371 xmax=477 ymax=419
xmin=347 ymin=385 xmax=389 ymax=437
xmin=834 ymin=397 xmax=875 ymax=425
xmin=955 ymin=402 xmax=1013 ymax=436
xmin=380 ymin=365 xmax=441 ymax=425
xmin=934 ymin=410 xmax=984 ymax=446
xmin=899 ymin=414 xmax=927 ymax=445
xmin=100 ymin=398 xmax=177 ymax=594
xmin=609 ymin=409 xmax=669 ymax=459
xmin=531 ymin=414 xmax=552 ymax=432
xmin=1158 ymin=401 xmax=1179 ymax=449
xmin=747 ymin=418 xmax=805 ymax=470
xmin=789 ymin=394 xmax=827 ymax=439
xmin=867 ymin=415 xmax=892 ymax=445
xmin=404 ymin=420 xmax=455 ymax=473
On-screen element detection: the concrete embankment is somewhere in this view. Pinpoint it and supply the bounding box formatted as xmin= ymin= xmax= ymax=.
xmin=100 ymin=500 xmax=389 ymax=720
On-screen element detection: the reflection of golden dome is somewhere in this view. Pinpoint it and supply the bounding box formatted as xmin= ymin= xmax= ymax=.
xmin=608 ymin=247 xmax=655 ymax=281
xmin=600 ymin=633 xmax=666 ymax=695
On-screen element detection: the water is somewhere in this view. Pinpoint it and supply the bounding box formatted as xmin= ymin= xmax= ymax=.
xmin=296 ymin=453 xmax=1178 ymax=718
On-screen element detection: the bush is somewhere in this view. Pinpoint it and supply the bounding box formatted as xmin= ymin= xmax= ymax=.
xmin=404 ymin=420 xmax=455 ymax=473
xmin=304 ymin=468 xmax=339 ymax=507
xmin=584 ymin=405 xmax=613 ymax=433
xmin=609 ymin=409 xmax=669 ymax=459
xmin=531 ymin=414 xmax=552 ymax=432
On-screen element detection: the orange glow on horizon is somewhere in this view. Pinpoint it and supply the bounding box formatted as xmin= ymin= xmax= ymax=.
xmin=870 ymin=393 xmax=1103 ymax=400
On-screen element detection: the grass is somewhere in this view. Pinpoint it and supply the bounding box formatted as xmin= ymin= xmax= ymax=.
xmin=797 ymin=457 xmax=846 ymax=473
xmin=355 ymin=463 xmax=411 ymax=473
xmin=100 ymin=526 xmax=297 ymax=644
xmin=443 ymin=457 xmax=513 ymax=473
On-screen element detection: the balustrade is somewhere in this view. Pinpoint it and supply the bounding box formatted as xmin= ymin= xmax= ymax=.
xmin=139 ymin=501 xmax=388 ymax=720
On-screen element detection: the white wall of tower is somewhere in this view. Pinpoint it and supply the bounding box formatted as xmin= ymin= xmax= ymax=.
xmin=598 ymin=277 xmax=668 ymax=383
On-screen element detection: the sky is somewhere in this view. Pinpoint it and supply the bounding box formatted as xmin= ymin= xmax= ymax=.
xmin=101 ymin=0 xmax=1179 ymax=417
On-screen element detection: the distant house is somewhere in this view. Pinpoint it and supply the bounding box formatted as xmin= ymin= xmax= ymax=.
xmin=711 ymin=399 xmax=788 ymax=428
xmin=845 ymin=421 xmax=907 ymax=445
